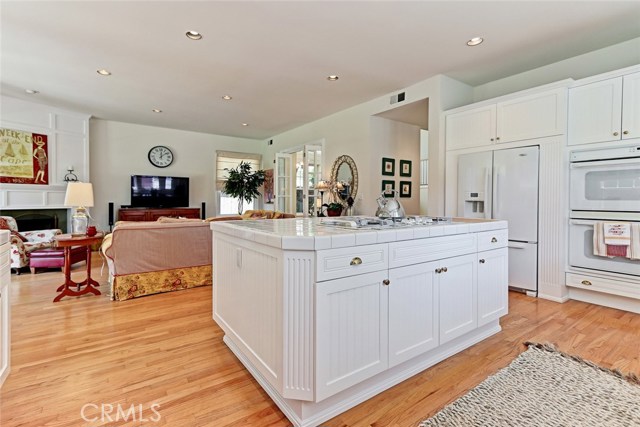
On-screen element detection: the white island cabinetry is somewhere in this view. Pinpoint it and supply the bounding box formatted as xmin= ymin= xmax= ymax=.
xmin=211 ymin=218 xmax=508 ymax=427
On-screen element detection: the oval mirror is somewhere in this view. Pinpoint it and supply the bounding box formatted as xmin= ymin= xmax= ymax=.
xmin=330 ymin=155 xmax=358 ymax=203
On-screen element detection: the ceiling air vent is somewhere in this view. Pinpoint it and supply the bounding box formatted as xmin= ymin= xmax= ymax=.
xmin=390 ymin=92 xmax=406 ymax=104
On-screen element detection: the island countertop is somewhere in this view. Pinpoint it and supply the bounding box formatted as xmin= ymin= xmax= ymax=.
xmin=210 ymin=217 xmax=507 ymax=250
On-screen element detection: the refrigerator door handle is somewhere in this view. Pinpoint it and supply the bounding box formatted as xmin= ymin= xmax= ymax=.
xmin=484 ymin=167 xmax=492 ymax=219
xmin=492 ymin=167 xmax=500 ymax=218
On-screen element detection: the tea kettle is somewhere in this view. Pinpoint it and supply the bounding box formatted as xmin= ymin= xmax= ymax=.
xmin=375 ymin=190 xmax=406 ymax=218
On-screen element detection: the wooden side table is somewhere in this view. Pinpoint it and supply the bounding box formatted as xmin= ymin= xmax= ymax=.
xmin=53 ymin=233 xmax=103 ymax=302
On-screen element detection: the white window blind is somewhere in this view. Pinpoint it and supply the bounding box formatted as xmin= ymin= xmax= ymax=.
xmin=216 ymin=151 xmax=262 ymax=190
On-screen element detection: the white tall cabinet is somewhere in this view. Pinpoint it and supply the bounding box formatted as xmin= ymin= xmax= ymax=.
xmin=0 ymin=230 xmax=11 ymax=387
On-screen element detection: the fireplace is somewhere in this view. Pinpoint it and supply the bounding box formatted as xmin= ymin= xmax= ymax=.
xmin=0 ymin=209 xmax=68 ymax=232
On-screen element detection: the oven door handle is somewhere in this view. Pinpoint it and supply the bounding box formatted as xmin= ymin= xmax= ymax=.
xmin=570 ymin=158 xmax=640 ymax=169
xmin=570 ymin=219 xmax=595 ymax=226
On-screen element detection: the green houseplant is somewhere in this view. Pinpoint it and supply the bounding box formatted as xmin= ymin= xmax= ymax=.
xmin=326 ymin=202 xmax=343 ymax=217
xmin=224 ymin=161 xmax=266 ymax=215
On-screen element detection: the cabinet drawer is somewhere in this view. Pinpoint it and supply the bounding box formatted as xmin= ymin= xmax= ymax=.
xmin=477 ymin=229 xmax=508 ymax=252
xmin=566 ymin=272 xmax=640 ymax=300
xmin=316 ymin=244 xmax=388 ymax=282
xmin=389 ymin=233 xmax=477 ymax=269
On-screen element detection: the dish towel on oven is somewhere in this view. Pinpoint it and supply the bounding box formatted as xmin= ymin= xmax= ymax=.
xmin=593 ymin=222 xmax=637 ymax=258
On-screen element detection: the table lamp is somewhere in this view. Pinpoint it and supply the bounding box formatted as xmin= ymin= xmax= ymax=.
xmin=64 ymin=182 xmax=94 ymax=236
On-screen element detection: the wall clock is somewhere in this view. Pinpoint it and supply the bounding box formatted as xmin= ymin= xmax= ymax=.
xmin=148 ymin=145 xmax=174 ymax=168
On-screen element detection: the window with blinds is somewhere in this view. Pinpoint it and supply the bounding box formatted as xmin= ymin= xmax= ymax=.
xmin=216 ymin=151 xmax=263 ymax=215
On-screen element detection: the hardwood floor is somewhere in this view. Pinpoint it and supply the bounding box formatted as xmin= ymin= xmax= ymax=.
xmin=2 ymin=254 xmax=639 ymax=426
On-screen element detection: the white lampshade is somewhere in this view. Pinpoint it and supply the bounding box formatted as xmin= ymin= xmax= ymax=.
xmin=64 ymin=182 xmax=94 ymax=207
xmin=315 ymin=180 xmax=330 ymax=191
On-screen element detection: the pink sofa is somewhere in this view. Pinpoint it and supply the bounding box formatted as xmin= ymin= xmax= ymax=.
xmin=102 ymin=220 xmax=212 ymax=301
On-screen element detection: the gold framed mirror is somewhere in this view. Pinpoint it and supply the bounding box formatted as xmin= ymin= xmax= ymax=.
xmin=330 ymin=155 xmax=358 ymax=203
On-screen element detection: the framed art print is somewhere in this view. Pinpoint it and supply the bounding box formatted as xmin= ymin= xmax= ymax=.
xmin=382 ymin=180 xmax=395 ymax=196
xmin=400 ymin=160 xmax=412 ymax=177
xmin=382 ymin=157 xmax=395 ymax=176
xmin=399 ymin=181 xmax=412 ymax=198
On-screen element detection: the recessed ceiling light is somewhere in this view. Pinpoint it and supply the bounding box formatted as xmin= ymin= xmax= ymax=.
xmin=241 ymin=123 xmax=249 ymax=126
xmin=186 ymin=31 xmax=202 ymax=40
xmin=327 ymin=75 xmax=339 ymax=81
xmin=97 ymin=69 xmax=111 ymax=76
xmin=222 ymin=95 xmax=232 ymax=100
xmin=25 ymin=89 xmax=39 ymax=94
xmin=467 ymin=37 xmax=484 ymax=47
xmin=152 ymin=109 xmax=162 ymax=113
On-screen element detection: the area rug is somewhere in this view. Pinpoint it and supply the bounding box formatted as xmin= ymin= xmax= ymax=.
xmin=419 ymin=342 xmax=640 ymax=427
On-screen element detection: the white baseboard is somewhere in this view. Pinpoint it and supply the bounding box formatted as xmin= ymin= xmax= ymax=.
xmin=537 ymin=292 xmax=570 ymax=303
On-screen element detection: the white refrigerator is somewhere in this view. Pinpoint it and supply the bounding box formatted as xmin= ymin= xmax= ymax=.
xmin=457 ymin=146 xmax=539 ymax=292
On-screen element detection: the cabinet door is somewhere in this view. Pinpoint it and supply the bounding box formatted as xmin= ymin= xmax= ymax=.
xmin=118 ymin=209 xmax=147 ymax=222
xmin=438 ymin=253 xmax=477 ymax=345
xmin=445 ymin=105 xmax=496 ymax=150
xmin=316 ymin=271 xmax=388 ymax=401
xmin=568 ymin=77 xmax=623 ymax=145
xmin=388 ymin=262 xmax=438 ymax=368
xmin=477 ymin=248 xmax=508 ymax=327
xmin=497 ymin=89 xmax=566 ymax=143
xmin=622 ymin=71 xmax=640 ymax=141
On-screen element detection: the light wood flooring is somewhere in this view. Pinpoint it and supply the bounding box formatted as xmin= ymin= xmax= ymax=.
xmin=2 ymin=254 xmax=639 ymax=426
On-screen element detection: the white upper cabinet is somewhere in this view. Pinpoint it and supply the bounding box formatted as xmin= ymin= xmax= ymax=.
xmin=445 ymin=105 xmax=496 ymax=150
xmin=446 ymin=88 xmax=567 ymax=151
xmin=568 ymin=71 xmax=640 ymax=146
xmin=497 ymin=89 xmax=566 ymax=143
xmin=621 ymin=71 xmax=640 ymax=141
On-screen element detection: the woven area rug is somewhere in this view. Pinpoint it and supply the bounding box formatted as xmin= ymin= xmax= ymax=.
xmin=419 ymin=342 xmax=640 ymax=427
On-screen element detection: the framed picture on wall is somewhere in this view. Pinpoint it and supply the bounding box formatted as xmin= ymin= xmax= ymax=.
xmin=382 ymin=157 xmax=395 ymax=176
xmin=399 ymin=181 xmax=412 ymax=198
xmin=400 ymin=160 xmax=412 ymax=177
xmin=382 ymin=180 xmax=395 ymax=197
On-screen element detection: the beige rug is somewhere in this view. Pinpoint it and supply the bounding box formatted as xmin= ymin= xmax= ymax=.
xmin=420 ymin=342 xmax=640 ymax=427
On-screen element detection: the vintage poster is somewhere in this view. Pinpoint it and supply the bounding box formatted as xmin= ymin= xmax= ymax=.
xmin=0 ymin=128 xmax=49 ymax=185
xmin=263 ymin=169 xmax=274 ymax=203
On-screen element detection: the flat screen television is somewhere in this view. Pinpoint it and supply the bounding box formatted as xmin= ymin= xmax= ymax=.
xmin=130 ymin=175 xmax=189 ymax=208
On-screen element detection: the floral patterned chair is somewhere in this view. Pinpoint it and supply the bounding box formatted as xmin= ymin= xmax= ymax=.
xmin=0 ymin=216 xmax=62 ymax=274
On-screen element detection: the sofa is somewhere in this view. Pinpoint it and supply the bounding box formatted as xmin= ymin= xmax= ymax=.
xmin=0 ymin=216 xmax=62 ymax=273
xmin=102 ymin=219 xmax=212 ymax=301
xmin=102 ymin=211 xmax=296 ymax=301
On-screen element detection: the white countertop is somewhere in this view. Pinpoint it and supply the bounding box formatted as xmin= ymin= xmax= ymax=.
xmin=210 ymin=217 xmax=508 ymax=251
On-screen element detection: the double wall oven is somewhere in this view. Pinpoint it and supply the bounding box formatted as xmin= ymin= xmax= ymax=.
xmin=569 ymin=144 xmax=640 ymax=276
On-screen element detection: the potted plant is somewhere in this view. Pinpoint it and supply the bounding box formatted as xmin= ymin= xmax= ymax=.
xmin=326 ymin=202 xmax=343 ymax=217
xmin=224 ymin=161 xmax=266 ymax=215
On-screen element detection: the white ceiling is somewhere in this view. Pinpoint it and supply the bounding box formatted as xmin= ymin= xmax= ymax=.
xmin=2 ymin=1 xmax=640 ymax=140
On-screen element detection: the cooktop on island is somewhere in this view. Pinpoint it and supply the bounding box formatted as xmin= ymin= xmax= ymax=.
xmin=318 ymin=216 xmax=452 ymax=229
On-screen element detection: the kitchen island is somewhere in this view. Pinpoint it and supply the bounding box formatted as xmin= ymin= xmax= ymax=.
xmin=211 ymin=217 xmax=508 ymax=427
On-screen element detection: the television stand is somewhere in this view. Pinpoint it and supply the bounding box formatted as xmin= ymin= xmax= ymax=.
xmin=118 ymin=207 xmax=200 ymax=222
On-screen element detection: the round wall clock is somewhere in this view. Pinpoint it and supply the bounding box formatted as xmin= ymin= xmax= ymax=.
xmin=148 ymin=145 xmax=174 ymax=168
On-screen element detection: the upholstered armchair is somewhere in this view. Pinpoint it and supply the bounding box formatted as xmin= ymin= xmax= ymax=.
xmin=0 ymin=216 xmax=62 ymax=273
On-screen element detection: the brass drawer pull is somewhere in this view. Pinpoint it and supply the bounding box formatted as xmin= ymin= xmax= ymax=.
xmin=613 ymin=131 xmax=619 ymax=136
xmin=382 ymin=279 xmax=390 ymax=286
xmin=623 ymin=130 xmax=629 ymax=135
xmin=491 ymin=237 xmax=498 ymax=243
xmin=350 ymin=257 xmax=362 ymax=266
xmin=581 ymin=280 xmax=592 ymax=286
